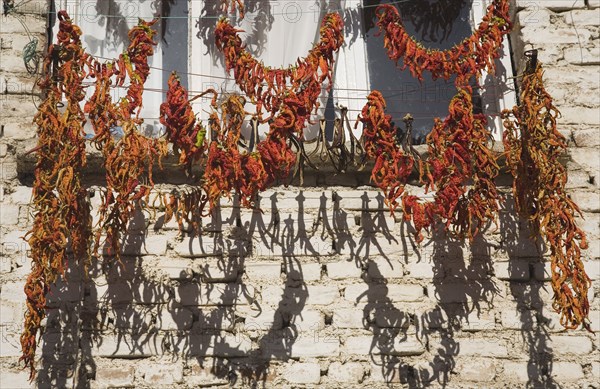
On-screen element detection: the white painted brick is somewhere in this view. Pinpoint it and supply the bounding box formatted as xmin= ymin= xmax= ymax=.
xmin=532 ymin=261 xmax=552 ymax=281
xmin=172 ymin=236 xmax=225 ymax=257
xmin=238 ymin=306 xmax=282 ymax=330
xmin=7 ymin=186 xmax=32 ymax=204
xmin=458 ymin=358 xmax=496 ymax=382
xmin=0 ymin=227 xmax=28 ymax=253
xmin=0 ymin=14 xmax=47 ymax=33
xmin=461 ymin=311 xmax=496 ymax=331
xmin=343 ymin=335 xmax=373 ymax=355
xmin=0 ymin=329 xmax=21 ymax=357
xmin=328 ymin=362 xmax=365 ymax=383
xmin=502 ymin=361 xmax=531 ymax=383
xmin=0 ymin=143 xmax=8 ymax=157
xmin=139 ymin=361 xmax=184 ymax=386
xmin=255 ymin=234 xmax=334 ymax=257
xmin=0 ymin=370 xmax=32 ymax=389
xmin=494 ymin=261 xmax=530 ymax=281
xmin=564 ymin=46 xmax=600 ymax=66
xmin=333 ymin=308 xmax=365 ymax=329
xmin=154 ymin=257 xmax=193 ymax=280
xmin=287 ymin=262 xmax=321 ymax=282
xmin=459 ymin=338 xmax=508 ymax=357
xmin=176 ymin=283 xmax=255 ymax=306
xmin=561 ymin=107 xmax=600 ymax=126
xmin=291 ymin=309 xmax=323 ymax=329
xmin=551 ymin=362 xmax=584 ymax=382
xmin=94 ymin=367 xmax=135 ymax=389
xmin=406 ymin=261 xmax=435 ymax=279
xmin=327 ymin=260 xmax=362 ymax=279
xmin=592 ymin=361 xmax=600 ymax=381
xmin=573 ymin=128 xmax=600 ymax=148
xmin=517 ymin=6 xmax=551 ymax=26
xmin=566 ymin=9 xmax=600 ymax=26
xmin=516 ymin=0 xmax=585 ymax=11
xmin=245 ymin=262 xmax=282 ymax=280
xmin=571 ymin=191 xmax=600 ymax=213
xmin=521 ymin=27 xmax=591 ymax=46
xmin=173 ymin=332 xmax=252 ymax=357
xmin=0 ymin=280 xmax=25 ymax=303
xmin=193 ymin=258 xmax=242 ymax=282
xmin=284 ymin=362 xmax=321 ymax=385
xmin=187 ymin=363 xmax=228 ymax=387
xmin=291 ymin=335 xmax=340 ymax=358
xmin=500 ymin=308 xmax=535 ymax=330
xmin=584 ymin=260 xmax=600 ymax=280
xmin=345 ymin=284 xmax=424 ymax=303
xmin=0 ymin=203 xmax=20 ymax=225
xmin=550 ymin=335 xmax=593 ymax=355
xmin=158 ymin=306 xmax=194 ymax=331
xmin=306 ymin=285 xmax=339 ymax=305
xmin=368 ymin=257 xmax=404 ymax=278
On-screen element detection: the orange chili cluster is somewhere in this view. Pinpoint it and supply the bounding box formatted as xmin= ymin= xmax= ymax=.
xmin=214 ymin=13 xmax=343 ymax=190
xmin=160 ymin=73 xmax=216 ymax=175
xmin=402 ymin=86 xmax=499 ymax=242
xmin=221 ymin=0 xmax=245 ymax=19
xmin=214 ymin=13 xmax=343 ymax=121
xmin=203 ymin=94 xmax=268 ymax=208
xmin=163 ymin=187 xmax=208 ymax=236
xmin=22 ymin=10 xmax=92 ymax=380
xmin=375 ymin=0 xmax=511 ymax=83
xmin=502 ymin=57 xmax=591 ymax=331
xmin=87 ymin=18 xmax=168 ymax=259
xmin=356 ymin=90 xmax=414 ymax=213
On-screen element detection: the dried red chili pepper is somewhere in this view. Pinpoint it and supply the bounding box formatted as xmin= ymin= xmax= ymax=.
xmin=502 ymin=53 xmax=591 ymax=331
xmin=356 ymin=90 xmax=414 ymax=213
xmin=375 ymin=0 xmax=511 ymax=85
xmin=22 ymin=11 xmax=92 ymax=380
xmin=402 ymin=86 xmax=499 ymax=242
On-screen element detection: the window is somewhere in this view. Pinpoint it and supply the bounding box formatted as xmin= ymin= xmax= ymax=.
xmin=52 ymin=0 xmax=515 ymax=142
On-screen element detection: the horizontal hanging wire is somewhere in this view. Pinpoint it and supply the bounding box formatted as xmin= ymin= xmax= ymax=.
xmin=34 ymin=0 xmax=419 ymax=20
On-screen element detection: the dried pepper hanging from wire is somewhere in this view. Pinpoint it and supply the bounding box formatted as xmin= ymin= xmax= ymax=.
xmin=375 ymin=0 xmax=511 ymax=84
xmin=215 ymin=12 xmax=343 ymax=121
xmin=21 ymin=11 xmax=92 ymax=380
xmin=89 ymin=18 xmax=168 ymax=258
xmin=160 ymin=72 xmax=217 ymax=176
xmin=356 ymin=90 xmax=414 ymax=213
xmin=221 ymin=0 xmax=245 ymax=19
xmin=502 ymin=51 xmax=591 ymax=330
xmin=402 ymin=85 xmax=500 ymax=242
xmin=214 ymin=13 xmax=344 ymax=191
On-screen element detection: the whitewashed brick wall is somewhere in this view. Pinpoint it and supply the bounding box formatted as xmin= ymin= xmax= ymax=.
xmin=1 ymin=1 xmax=599 ymax=388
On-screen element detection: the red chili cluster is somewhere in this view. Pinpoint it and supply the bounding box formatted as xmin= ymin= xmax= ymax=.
xmin=401 ymin=86 xmax=500 ymax=242
xmin=356 ymin=90 xmax=414 ymax=213
xmin=502 ymin=57 xmax=591 ymax=331
xmin=22 ymin=10 xmax=92 ymax=379
xmin=375 ymin=0 xmax=511 ymax=84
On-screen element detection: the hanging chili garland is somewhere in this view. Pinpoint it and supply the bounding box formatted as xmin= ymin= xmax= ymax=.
xmin=20 ymin=3 xmax=593 ymax=380
xmin=502 ymin=51 xmax=591 ymax=331
xmin=401 ymin=85 xmax=500 ymax=242
xmin=356 ymin=90 xmax=415 ymax=214
xmin=20 ymin=11 xmax=93 ymax=379
xmin=375 ymin=0 xmax=511 ymax=84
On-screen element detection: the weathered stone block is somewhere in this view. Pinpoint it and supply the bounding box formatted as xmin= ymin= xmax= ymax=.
xmin=283 ymin=362 xmax=321 ymax=385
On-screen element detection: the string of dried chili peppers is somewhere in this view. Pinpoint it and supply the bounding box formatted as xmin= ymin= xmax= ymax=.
xmin=21 ymin=10 xmax=92 ymax=379
xmin=88 ymin=19 xmax=168 ymax=258
xmin=356 ymin=90 xmax=414 ymax=213
xmin=375 ymin=0 xmax=511 ymax=84
xmin=502 ymin=52 xmax=591 ymax=330
xmin=402 ymin=85 xmax=500 ymax=242
xmin=213 ymin=13 xmax=344 ymax=197
xmin=221 ymin=0 xmax=245 ymax=19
